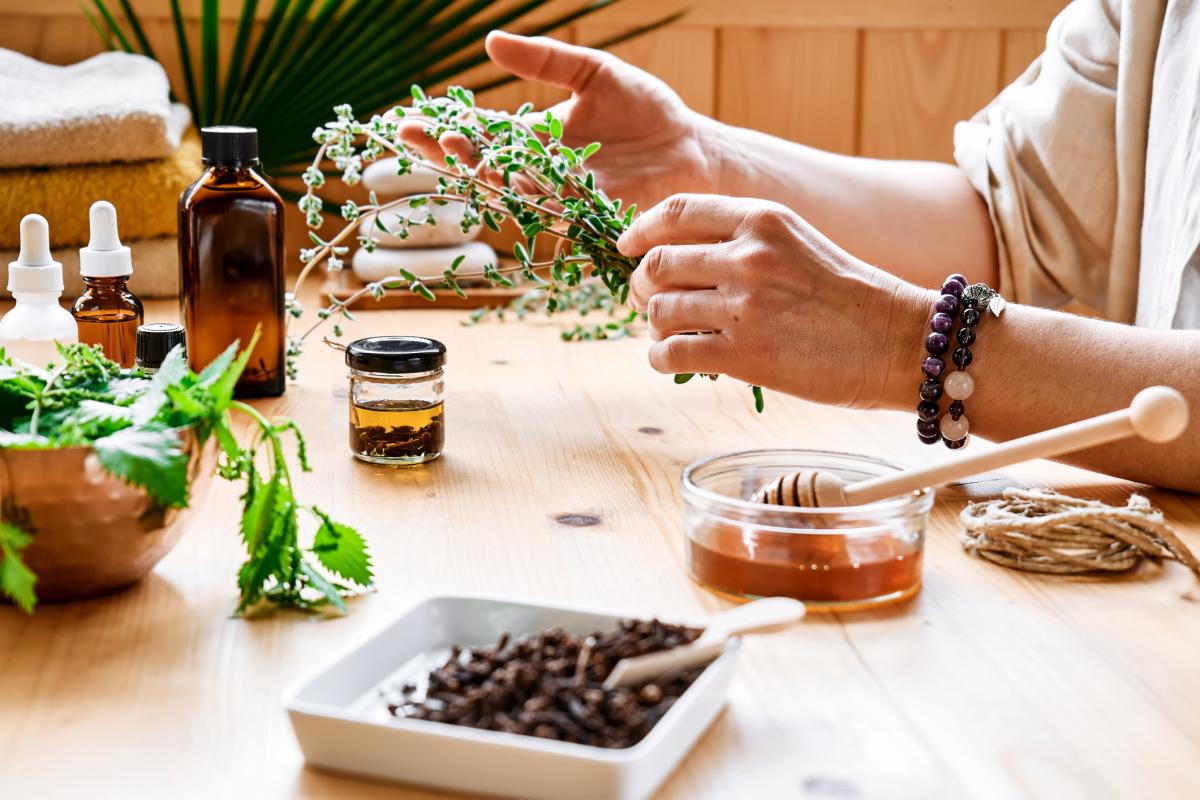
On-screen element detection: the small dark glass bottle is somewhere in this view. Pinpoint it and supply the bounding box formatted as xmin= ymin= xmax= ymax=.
xmin=179 ymin=126 xmax=285 ymax=397
xmin=72 ymin=201 xmax=143 ymax=367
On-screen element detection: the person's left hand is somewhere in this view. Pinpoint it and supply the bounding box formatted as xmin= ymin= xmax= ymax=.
xmin=617 ymin=194 xmax=930 ymax=409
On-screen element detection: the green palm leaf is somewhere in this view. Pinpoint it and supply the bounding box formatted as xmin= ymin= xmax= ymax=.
xmin=87 ymin=0 xmax=679 ymax=173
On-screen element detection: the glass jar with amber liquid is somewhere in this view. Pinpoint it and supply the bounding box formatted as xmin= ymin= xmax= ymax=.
xmin=345 ymin=336 xmax=446 ymax=465
xmin=178 ymin=126 xmax=285 ymax=397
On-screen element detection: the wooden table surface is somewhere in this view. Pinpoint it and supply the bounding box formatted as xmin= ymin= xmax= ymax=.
xmin=2 ymin=301 xmax=1199 ymax=800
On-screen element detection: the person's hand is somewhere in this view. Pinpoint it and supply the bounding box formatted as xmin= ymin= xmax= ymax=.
xmin=617 ymin=194 xmax=931 ymax=409
xmin=397 ymin=31 xmax=719 ymax=210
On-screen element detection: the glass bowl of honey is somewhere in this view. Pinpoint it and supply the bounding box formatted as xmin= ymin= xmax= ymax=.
xmin=681 ymin=449 xmax=934 ymax=611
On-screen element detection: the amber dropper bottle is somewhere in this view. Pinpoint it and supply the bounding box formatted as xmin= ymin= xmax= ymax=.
xmin=178 ymin=126 xmax=285 ymax=397
xmin=72 ymin=201 xmax=143 ymax=368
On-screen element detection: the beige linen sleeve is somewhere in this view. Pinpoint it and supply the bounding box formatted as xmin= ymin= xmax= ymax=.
xmin=953 ymin=0 xmax=1123 ymax=312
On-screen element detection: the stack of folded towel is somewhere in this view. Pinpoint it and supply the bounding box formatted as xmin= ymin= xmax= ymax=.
xmin=351 ymin=158 xmax=497 ymax=284
xmin=0 ymin=49 xmax=195 ymax=297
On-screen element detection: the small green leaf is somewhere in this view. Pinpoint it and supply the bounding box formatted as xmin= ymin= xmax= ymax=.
xmin=311 ymin=512 xmax=373 ymax=587
xmin=210 ymin=329 xmax=261 ymax=410
xmin=93 ymin=426 xmax=189 ymax=508
xmin=674 ymin=373 xmax=696 ymax=385
xmin=549 ymin=116 xmax=563 ymax=139
xmin=300 ymin=560 xmax=347 ymax=614
xmin=752 ymin=385 xmax=765 ymax=413
xmin=0 ymin=522 xmax=35 ymax=614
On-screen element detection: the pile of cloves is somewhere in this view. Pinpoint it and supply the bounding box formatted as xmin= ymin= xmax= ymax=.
xmin=385 ymin=619 xmax=708 ymax=748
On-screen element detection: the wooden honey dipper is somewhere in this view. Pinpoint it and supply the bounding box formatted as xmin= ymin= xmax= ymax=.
xmin=752 ymin=386 xmax=1190 ymax=508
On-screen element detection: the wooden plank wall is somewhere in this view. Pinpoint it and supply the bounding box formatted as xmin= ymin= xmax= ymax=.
xmin=0 ymin=1 xmax=1064 ymax=163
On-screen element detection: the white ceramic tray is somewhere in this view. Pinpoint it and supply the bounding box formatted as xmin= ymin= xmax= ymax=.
xmin=284 ymin=594 xmax=740 ymax=800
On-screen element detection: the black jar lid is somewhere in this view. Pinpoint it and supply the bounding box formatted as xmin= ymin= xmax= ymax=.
xmin=345 ymin=336 xmax=446 ymax=374
xmin=136 ymin=322 xmax=186 ymax=367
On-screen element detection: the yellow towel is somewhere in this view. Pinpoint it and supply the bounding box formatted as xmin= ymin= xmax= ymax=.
xmin=0 ymin=131 xmax=199 ymax=249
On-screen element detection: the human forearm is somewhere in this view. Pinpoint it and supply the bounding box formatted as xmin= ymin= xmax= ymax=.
xmin=881 ymin=293 xmax=1200 ymax=491
xmin=700 ymin=119 xmax=999 ymax=288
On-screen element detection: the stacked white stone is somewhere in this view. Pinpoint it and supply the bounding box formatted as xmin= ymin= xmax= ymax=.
xmin=352 ymin=157 xmax=497 ymax=285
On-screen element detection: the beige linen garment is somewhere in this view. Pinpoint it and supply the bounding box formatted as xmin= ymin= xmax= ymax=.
xmin=953 ymin=0 xmax=1200 ymax=329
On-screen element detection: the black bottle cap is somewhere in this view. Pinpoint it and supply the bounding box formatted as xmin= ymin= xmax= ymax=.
xmin=201 ymin=126 xmax=259 ymax=167
xmin=345 ymin=336 xmax=446 ymax=374
xmin=136 ymin=323 xmax=187 ymax=369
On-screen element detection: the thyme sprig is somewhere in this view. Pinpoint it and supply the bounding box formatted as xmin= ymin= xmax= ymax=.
xmin=288 ymin=86 xmax=761 ymax=409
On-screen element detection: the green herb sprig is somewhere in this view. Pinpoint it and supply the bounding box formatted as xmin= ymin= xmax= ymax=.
xmin=0 ymin=340 xmax=372 ymax=615
xmin=287 ymin=87 xmax=761 ymax=409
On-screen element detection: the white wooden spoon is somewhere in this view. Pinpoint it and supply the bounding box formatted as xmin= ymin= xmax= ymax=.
xmin=602 ymin=597 xmax=806 ymax=690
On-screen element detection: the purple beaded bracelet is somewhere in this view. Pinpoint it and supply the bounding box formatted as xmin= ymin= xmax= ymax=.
xmin=916 ymin=273 xmax=968 ymax=445
xmin=939 ymin=282 xmax=1004 ymax=449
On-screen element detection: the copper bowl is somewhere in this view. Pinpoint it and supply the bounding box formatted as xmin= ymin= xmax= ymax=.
xmin=0 ymin=430 xmax=217 ymax=603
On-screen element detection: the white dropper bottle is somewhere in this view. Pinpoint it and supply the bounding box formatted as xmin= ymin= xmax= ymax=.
xmin=0 ymin=214 xmax=79 ymax=368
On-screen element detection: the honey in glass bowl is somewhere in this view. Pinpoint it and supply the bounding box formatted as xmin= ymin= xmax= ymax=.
xmin=681 ymin=449 xmax=934 ymax=611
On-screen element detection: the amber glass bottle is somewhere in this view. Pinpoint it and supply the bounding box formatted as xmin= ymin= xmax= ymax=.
xmin=72 ymin=201 xmax=142 ymax=367
xmin=178 ymin=126 xmax=285 ymax=397
xmin=73 ymin=277 xmax=143 ymax=368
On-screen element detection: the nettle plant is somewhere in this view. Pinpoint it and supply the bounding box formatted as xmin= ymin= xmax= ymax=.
xmin=289 ymin=86 xmax=763 ymax=412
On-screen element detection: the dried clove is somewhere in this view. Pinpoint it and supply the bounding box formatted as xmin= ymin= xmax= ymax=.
xmin=384 ymin=619 xmax=708 ymax=748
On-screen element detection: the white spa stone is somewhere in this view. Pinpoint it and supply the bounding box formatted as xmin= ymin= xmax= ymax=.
xmin=359 ymin=203 xmax=481 ymax=248
xmin=362 ymin=159 xmax=441 ymax=196
xmin=941 ymin=413 xmax=970 ymax=442
xmin=943 ymin=370 xmax=975 ymax=400
xmin=352 ymin=241 xmax=496 ymax=284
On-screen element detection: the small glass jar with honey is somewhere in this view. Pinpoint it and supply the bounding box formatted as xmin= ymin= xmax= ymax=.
xmin=345 ymin=336 xmax=445 ymax=465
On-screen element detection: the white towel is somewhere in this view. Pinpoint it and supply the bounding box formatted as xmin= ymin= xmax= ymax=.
xmin=0 ymin=49 xmax=190 ymax=168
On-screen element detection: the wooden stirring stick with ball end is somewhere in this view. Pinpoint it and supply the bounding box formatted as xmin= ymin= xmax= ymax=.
xmin=753 ymin=386 xmax=1190 ymax=508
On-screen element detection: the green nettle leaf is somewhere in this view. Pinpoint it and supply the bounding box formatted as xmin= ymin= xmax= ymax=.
xmin=210 ymin=329 xmax=261 ymax=410
xmin=240 ymin=474 xmax=277 ymax=552
xmin=752 ymin=385 xmax=765 ymax=413
xmin=311 ymin=514 xmax=373 ymax=587
xmin=0 ymin=522 xmax=35 ymax=614
xmin=0 ymin=337 xmax=372 ymax=615
xmin=93 ymin=426 xmax=189 ymax=508
xmin=299 ymin=560 xmax=347 ymax=613
xmin=130 ymin=344 xmax=189 ymax=423
xmin=196 ymin=341 xmax=238 ymax=388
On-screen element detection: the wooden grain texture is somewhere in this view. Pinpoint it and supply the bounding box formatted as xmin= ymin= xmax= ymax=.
xmin=860 ymin=29 xmax=1003 ymax=162
xmin=577 ymin=24 xmax=716 ymax=116
xmin=1003 ymin=27 xmax=1049 ymax=85
xmin=717 ymin=28 xmax=859 ymax=154
xmin=4 ymin=0 xmax=1066 ymax=29
xmin=0 ymin=3 xmax=1070 ymax=165
xmin=1 ymin=297 xmax=1199 ymax=800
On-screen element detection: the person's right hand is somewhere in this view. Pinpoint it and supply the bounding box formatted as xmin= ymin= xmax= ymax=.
xmin=397 ymin=31 xmax=720 ymax=211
